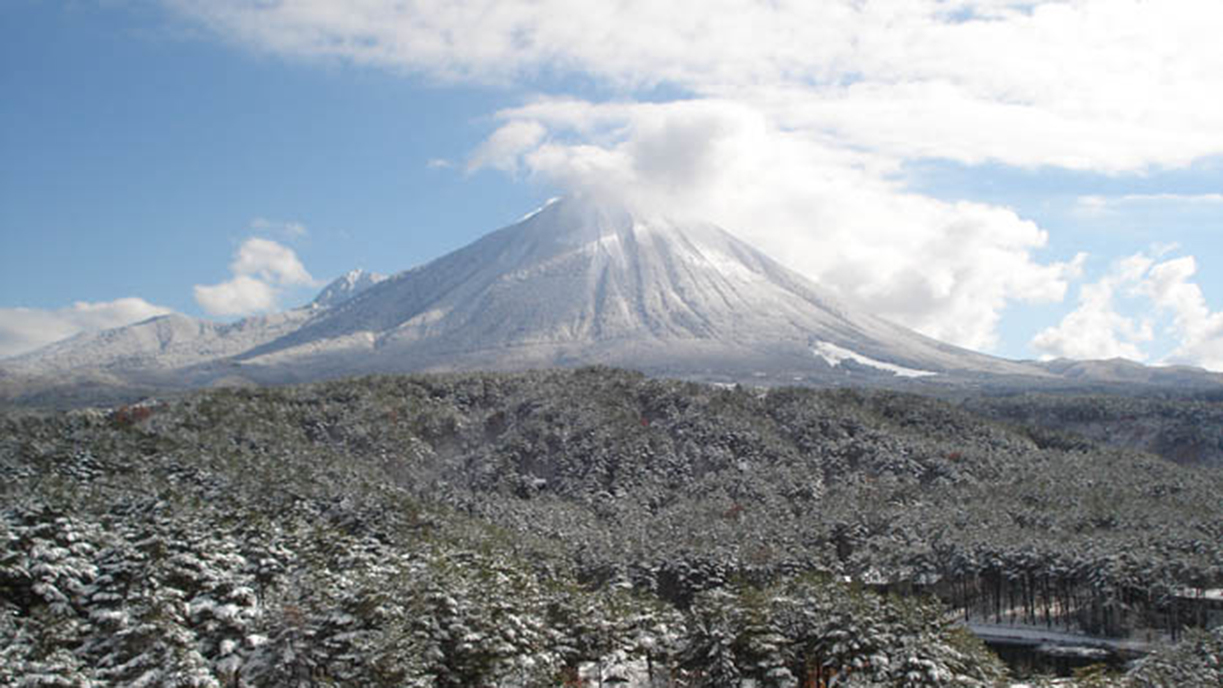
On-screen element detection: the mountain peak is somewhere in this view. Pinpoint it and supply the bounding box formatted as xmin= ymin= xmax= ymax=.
xmin=504 ymin=195 xmax=750 ymax=280
xmin=311 ymin=268 xmax=387 ymax=308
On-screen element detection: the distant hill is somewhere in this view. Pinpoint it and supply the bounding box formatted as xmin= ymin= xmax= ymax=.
xmin=963 ymin=390 xmax=1223 ymax=469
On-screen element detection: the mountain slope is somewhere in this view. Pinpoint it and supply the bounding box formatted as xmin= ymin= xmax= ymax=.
xmin=1 ymin=310 xmax=312 ymax=376
xmin=235 ymin=197 xmax=1044 ymax=383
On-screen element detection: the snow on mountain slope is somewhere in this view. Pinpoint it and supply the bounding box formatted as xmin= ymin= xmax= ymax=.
xmin=235 ymin=196 xmax=1045 ymax=381
xmin=2 ymin=268 xmax=385 ymax=380
xmin=1 ymin=310 xmax=317 ymax=377
xmin=812 ymin=341 xmax=938 ymax=378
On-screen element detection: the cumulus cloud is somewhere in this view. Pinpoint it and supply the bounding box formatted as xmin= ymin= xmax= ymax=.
xmin=193 ymin=275 xmax=280 ymax=317
xmin=193 ymin=238 xmax=315 ymax=316
xmin=1031 ymin=254 xmax=1155 ymax=362
xmin=1140 ymin=257 xmax=1223 ymax=370
xmin=0 ymin=298 xmax=174 ymax=359
xmin=1032 ymin=251 xmax=1223 ymax=370
xmin=229 ymin=237 xmax=314 ymax=286
xmin=467 ymin=120 xmax=547 ymax=174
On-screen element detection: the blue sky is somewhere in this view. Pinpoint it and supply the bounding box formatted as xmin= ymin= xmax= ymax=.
xmin=3 ymin=1 xmax=1223 ymax=369
xmin=1 ymin=1 xmax=544 ymax=311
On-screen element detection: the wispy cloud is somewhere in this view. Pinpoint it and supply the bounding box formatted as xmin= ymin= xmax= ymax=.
xmin=1075 ymin=193 xmax=1223 ymax=216
xmin=0 ymin=298 xmax=174 ymax=359
xmin=1117 ymin=193 xmax=1223 ymax=204
xmin=250 ymin=217 xmax=309 ymax=238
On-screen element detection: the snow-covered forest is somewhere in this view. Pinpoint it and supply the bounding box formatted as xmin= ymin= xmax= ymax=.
xmin=3 ymin=368 xmax=1221 ymax=686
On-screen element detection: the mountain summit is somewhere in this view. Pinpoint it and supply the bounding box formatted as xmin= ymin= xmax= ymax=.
xmin=310 ymin=268 xmax=386 ymax=309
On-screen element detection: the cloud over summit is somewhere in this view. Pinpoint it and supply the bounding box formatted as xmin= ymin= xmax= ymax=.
xmin=480 ymin=98 xmax=1079 ymax=351
xmin=162 ymin=0 xmax=1223 ymax=364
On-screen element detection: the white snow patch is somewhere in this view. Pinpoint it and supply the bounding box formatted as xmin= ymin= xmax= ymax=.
xmin=245 ymin=634 xmax=269 ymax=649
xmin=813 ymin=341 xmax=938 ymax=378
xmin=1037 ymin=643 xmax=1110 ymax=659
xmin=1176 ymin=587 xmax=1223 ymax=600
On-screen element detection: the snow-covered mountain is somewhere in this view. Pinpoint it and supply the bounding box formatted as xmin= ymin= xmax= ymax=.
xmin=232 ymin=196 xmax=1042 ymax=383
xmin=3 ymin=196 xmax=1219 ymax=404
xmin=1 ymin=266 xmax=382 ymax=382
xmin=2 ymin=311 xmax=308 ymax=374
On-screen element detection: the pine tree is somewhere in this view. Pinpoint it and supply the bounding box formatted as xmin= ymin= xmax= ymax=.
xmin=682 ymin=588 xmax=742 ymax=687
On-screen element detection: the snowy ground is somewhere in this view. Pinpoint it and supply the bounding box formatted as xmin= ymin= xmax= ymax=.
xmin=812 ymin=340 xmax=938 ymax=378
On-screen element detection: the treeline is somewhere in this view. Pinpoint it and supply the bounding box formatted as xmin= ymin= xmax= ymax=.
xmin=933 ymin=547 xmax=1217 ymax=639
xmin=3 ymin=367 xmax=1222 ymax=686
xmin=0 ymin=405 xmax=1001 ymax=686
xmin=0 ymin=498 xmax=1009 ymax=687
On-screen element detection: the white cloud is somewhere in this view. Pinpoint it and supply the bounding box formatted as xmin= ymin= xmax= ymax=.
xmin=1031 ymin=254 xmax=1155 ymax=362
xmin=1032 ymin=250 xmax=1223 ymax=370
xmin=0 ymin=298 xmax=174 ymax=359
xmin=1121 ymin=194 xmax=1223 ymax=205
xmin=1139 ymin=256 xmax=1223 ymax=370
xmin=166 ymin=0 xmax=1223 ymax=173
xmin=193 ymin=275 xmax=279 ymax=317
xmin=193 ymin=237 xmax=315 ymax=316
xmin=229 ymin=237 xmax=314 ymax=286
xmin=467 ymin=120 xmax=547 ymax=174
